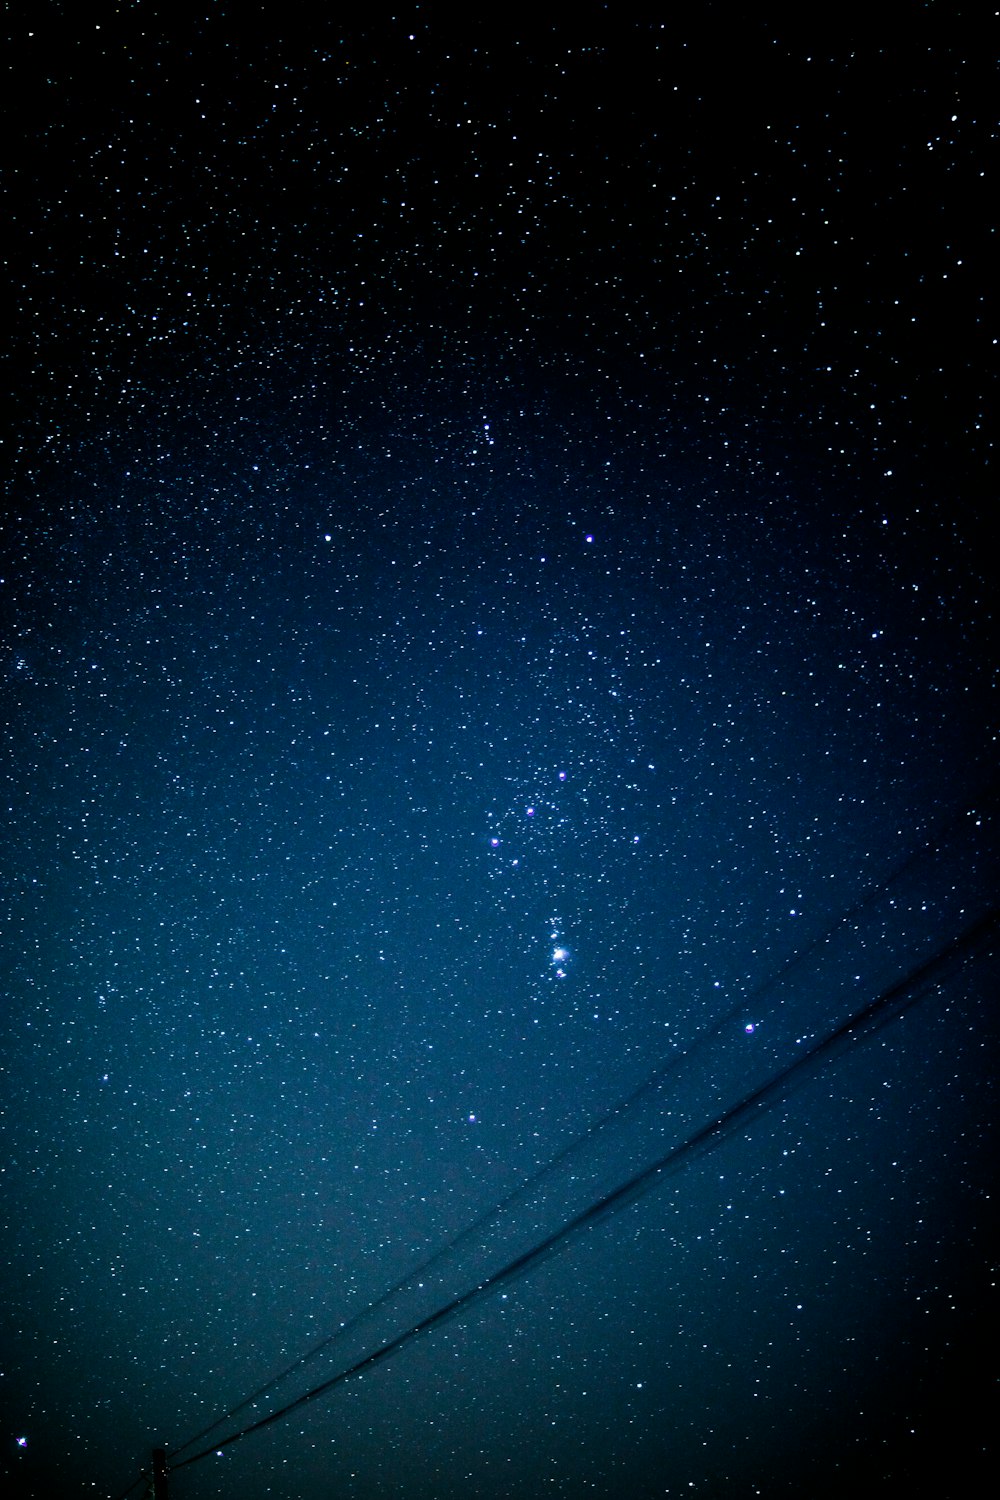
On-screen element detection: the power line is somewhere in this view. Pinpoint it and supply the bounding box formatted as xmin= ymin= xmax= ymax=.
xmin=167 ymin=903 xmax=997 ymax=1477
xmin=165 ymin=789 xmax=996 ymax=1462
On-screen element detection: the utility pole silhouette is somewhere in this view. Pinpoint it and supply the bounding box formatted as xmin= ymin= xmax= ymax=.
xmin=151 ymin=1447 xmax=169 ymax=1499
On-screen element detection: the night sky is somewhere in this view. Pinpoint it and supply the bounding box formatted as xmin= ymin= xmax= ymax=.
xmin=2 ymin=6 xmax=997 ymax=1498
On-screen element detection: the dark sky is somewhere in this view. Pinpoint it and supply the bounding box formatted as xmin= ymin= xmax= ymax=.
xmin=1 ymin=6 xmax=996 ymax=1498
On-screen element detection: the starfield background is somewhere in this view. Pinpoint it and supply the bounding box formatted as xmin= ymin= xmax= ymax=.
xmin=1 ymin=5 xmax=996 ymax=1498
